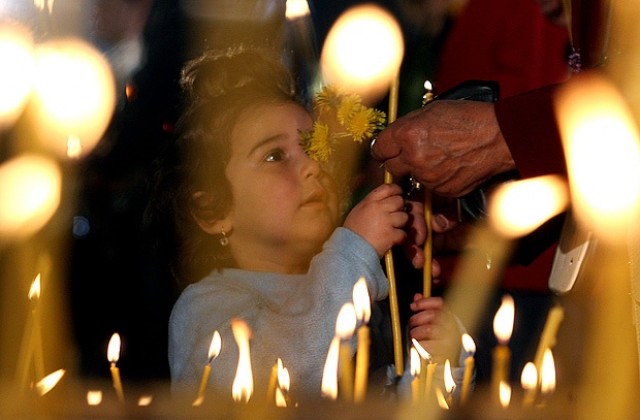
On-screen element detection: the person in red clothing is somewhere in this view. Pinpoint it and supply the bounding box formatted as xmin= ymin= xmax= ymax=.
xmin=371 ymin=0 xmax=612 ymax=383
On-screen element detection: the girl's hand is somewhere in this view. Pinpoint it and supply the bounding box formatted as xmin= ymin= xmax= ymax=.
xmin=343 ymin=183 xmax=408 ymax=257
xmin=408 ymin=294 xmax=461 ymax=364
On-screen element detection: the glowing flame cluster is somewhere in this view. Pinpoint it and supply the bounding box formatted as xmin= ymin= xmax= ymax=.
xmin=231 ymin=318 xmax=253 ymax=403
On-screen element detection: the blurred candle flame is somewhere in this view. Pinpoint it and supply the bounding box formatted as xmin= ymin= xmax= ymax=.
xmin=277 ymin=359 xmax=290 ymax=392
xmin=86 ymin=390 xmax=102 ymax=406
xmin=521 ymin=362 xmax=538 ymax=391
xmin=352 ymin=277 xmax=371 ymax=323
xmin=493 ymin=295 xmax=515 ymax=345
xmin=35 ymin=369 xmax=65 ymax=396
xmin=0 ymin=154 xmax=61 ymax=240
xmin=321 ymin=337 xmax=340 ymax=400
xmin=34 ymin=0 xmax=55 ymax=14
xmin=488 ymin=175 xmax=569 ymax=238
xmin=499 ymin=381 xmax=512 ymax=408
xmin=32 ymin=37 xmax=115 ymax=159
xmin=335 ymin=303 xmax=357 ymax=339
xmin=29 ymin=274 xmax=41 ymax=301
xmin=0 ymin=23 xmax=34 ymax=128
xmin=208 ymin=330 xmax=222 ymax=363
xmin=556 ymin=73 xmax=640 ymax=242
xmin=107 ymin=333 xmax=121 ymax=363
xmin=411 ymin=338 xmax=432 ymax=362
xmin=435 ymin=387 xmax=449 ymax=410
xmin=285 ymin=0 xmax=310 ymax=19
xmin=462 ymin=333 xmax=476 ymax=355
xmin=137 ymin=395 xmax=153 ymax=406
xmin=444 ymin=359 xmax=455 ymax=394
xmin=540 ymin=348 xmax=556 ymax=395
xmin=231 ymin=318 xmax=253 ymax=403
xmin=320 ymin=4 xmax=404 ymax=104
xmin=410 ymin=347 xmax=421 ymax=377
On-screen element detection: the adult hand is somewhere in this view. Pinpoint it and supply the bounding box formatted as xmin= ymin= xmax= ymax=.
xmin=371 ymin=100 xmax=515 ymax=197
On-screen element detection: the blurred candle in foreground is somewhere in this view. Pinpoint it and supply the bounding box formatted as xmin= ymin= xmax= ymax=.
xmin=492 ymin=295 xmax=514 ymax=403
xmin=335 ymin=303 xmax=356 ymax=402
xmin=353 ymin=277 xmax=371 ymax=403
xmin=540 ymin=349 xmax=556 ymax=398
xmin=107 ymin=333 xmax=125 ymax=402
xmin=521 ymin=361 xmax=538 ymax=408
xmin=275 ymin=359 xmax=290 ymax=407
xmin=499 ymin=381 xmax=511 ymax=409
xmin=444 ymin=359 xmax=455 ymax=407
xmin=86 ymin=390 xmax=102 ymax=406
xmin=0 ymin=23 xmax=34 ymax=128
xmin=409 ymin=347 xmax=421 ymax=404
xmin=321 ymin=337 xmax=340 ymax=400
xmin=460 ymin=333 xmax=476 ymax=405
xmin=555 ymin=72 xmax=640 ymax=242
xmin=320 ymin=3 xmax=404 ymax=105
xmin=0 ymin=154 xmax=61 ymax=241
xmin=31 ymin=37 xmax=116 ymax=159
xmin=193 ymin=330 xmax=222 ymax=406
xmin=35 ymin=369 xmax=65 ymax=397
xmin=231 ymin=319 xmax=253 ymax=403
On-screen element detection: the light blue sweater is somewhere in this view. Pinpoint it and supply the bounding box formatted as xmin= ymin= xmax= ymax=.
xmin=168 ymin=227 xmax=390 ymax=401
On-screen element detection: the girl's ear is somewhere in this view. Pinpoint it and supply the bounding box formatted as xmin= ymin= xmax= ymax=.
xmin=189 ymin=191 xmax=233 ymax=235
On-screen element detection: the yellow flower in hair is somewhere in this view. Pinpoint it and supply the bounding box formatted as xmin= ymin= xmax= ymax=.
xmin=335 ymin=93 xmax=362 ymax=125
xmin=345 ymin=106 xmax=386 ymax=143
xmin=301 ymin=121 xmax=334 ymax=162
xmin=301 ymin=85 xmax=386 ymax=162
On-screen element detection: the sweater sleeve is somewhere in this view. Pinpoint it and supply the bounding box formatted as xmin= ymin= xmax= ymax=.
xmin=494 ymin=84 xmax=567 ymax=179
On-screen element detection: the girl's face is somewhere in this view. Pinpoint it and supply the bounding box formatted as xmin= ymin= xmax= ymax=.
xmin=223 ymin=101 xmax=340 ymax=273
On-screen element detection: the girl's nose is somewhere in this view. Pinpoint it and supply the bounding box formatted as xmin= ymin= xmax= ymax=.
xmin=301 ymin=154 xmax=322 ymax=179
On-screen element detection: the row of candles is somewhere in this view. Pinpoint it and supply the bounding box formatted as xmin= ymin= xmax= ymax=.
xmin=17 ymin=270 xmax=562 ymax=412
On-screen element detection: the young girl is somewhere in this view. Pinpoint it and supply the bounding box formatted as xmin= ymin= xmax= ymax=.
xmin=147 ymin=45 xmax=464 ymax=402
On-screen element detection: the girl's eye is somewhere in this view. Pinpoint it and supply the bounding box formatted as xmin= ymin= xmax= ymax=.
xmin=264 ymin=149 xmax=285 ymax=162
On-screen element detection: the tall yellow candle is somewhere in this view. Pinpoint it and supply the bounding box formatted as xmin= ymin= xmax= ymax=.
xmin=353 ymin=277 xmax=371 ymax=404
xmin=107 ymin=333 xmax=125 ymax=403
xmin=421 ymin=80 xmax=435 ymax=298
xmin=533 ymin=305 xmax=564 ymax=386
xmin=266 ymin=359 xmax=279 ymax=403
xmin=520 ymin=361 xmax=538 ymax=408
xmin=491 ymin=295 xmax=514 ymax=404
xmin=193 ymin=330 xmax=221 ymax=406
xmin=384 ymin=72 xmax=404 ymax=377
xmin=460 ymin=333 xmax=476 ymax=405
xmin=409 ymin=347 xmax=421 ymax=404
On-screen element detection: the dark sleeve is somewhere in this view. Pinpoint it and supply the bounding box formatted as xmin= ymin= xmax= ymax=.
xmin=494 ymin=84 xmax=567 ymax=179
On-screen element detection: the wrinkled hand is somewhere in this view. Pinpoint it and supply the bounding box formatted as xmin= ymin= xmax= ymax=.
xmin=408 ymin=295 xmax=461 ymax=364
xmin=371 ymin=100 xmax=515 ymax=197
xmin=343 ymin=183 xmax=408 ymax=258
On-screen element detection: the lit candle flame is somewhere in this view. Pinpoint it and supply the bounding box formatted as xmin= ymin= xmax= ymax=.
xmin=410 ymin=347 xmax=421 ymax=377
xmin=0 ymin=154 xmax=61 ymax=240
xmin=499 ymin=381 xmax=511 ymax=408
xmin=29 ymin=274 xmax=41 ymax=301
xmin=0 ymin=23 xmax=34 ymax=128
xmin=493 ymin=295 xmax=515 ymax=345
xmin=462 ymin=333 xmax=476 ymax=355
xmin=521 ymin=362 xmax=538 ymax=391
xmin=352 ymin=277 xmax=371 ymax=323
xmin=231 ymin=318 xmax=253 ymax=403
xmin=321 ymin=337 xmax=340 ymax=400
xmin=540 ymin=348 xmax=556 ymax=395
xmin=33 ymin=0 xmax=55 ymax=14
xmin=35 ymin=369 xmax=65 ymax=396
xmin=435 ymin=387 xmax=449 ymax=410
xmin=444 ymin=359 xmax=455 ymax=394
xmin=320 ymin=4 xmax=404 ymax=104
xmin=86 ymin=390 xmax=102 ymax=406
xmin=277 ymin=359 xmax=290 ymax=392
xmin=285 ymin=0 xmax=310 ymax=19
xmin=208 ymin=330 xmax=222 ymax=363
xmin=556 ymin=73 xmax=640 ymax=241
xmin=335 ymin=302 xmax=357 ymax=339
xmin=411 ymin=338 xmax=432 ymax=362
xmin=107 ymin=333 xmax=121 ymax=363
xmin=488 ymin=175 xmax=569 ymax=238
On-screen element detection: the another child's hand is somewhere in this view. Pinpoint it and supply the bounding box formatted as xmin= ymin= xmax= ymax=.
xmin=343 ymin=183 xmax=408 ymax=257
xmin=408 ymin=294 xmax=461 ymax=364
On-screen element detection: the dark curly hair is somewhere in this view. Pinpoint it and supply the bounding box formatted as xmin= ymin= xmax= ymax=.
xmin=145 ymin=45 xmax=300 ymax=289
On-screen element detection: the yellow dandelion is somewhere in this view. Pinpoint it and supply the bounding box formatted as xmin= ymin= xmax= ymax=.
xmin=301 ymin=122 xmax=334 ymax=162
xmin=345 ymin=107 xmax=387 ymax=143
xmin=314 ymin=85 xmax=342 ymax=112
xmin=336 ymin=93 xmax=362 ymax=125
